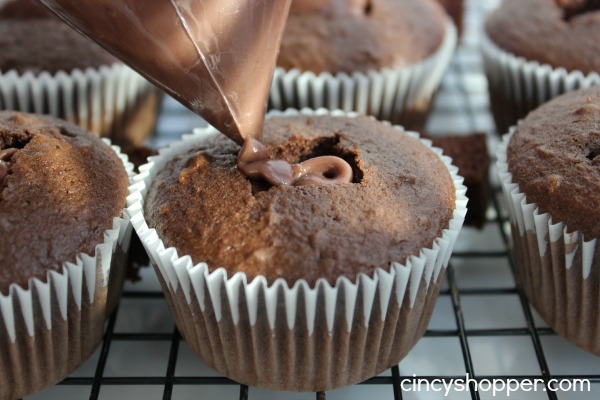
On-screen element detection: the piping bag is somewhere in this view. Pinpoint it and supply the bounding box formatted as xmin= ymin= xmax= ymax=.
xmin=37 ymin=0 xmax=292 ymax=145
xmin=37 ymin=0 xmax=353 ymax=186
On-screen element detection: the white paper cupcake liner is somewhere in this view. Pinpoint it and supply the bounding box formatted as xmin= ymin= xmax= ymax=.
xmin=127 ymin=108 xmax=467 ymax=391
xmin=498 ymin=130 xmax=600 ymax=355
xmin=481 ymin=33 xmax=600 ymax=133
xmin=0 ymin=63 xmax=154 ymax=139
xmin=269 ymin=20 xmax=457 ymax=129
xmin=0 ymin=139 xmax=134 ymax=399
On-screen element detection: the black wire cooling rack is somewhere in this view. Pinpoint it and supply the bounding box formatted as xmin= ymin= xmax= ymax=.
xmin=27 ymin=1 xmax=600 ymax=399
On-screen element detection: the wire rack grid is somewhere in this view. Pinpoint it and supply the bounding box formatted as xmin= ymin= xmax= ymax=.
xmin=26 ymin=1 xmax=600 ymax=399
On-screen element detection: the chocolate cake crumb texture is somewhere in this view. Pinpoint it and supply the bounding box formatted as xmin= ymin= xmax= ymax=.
xmin=0 ymin=111 xmax=129 ymax=294
xmin=486 ymin=0 xmax=600 ymax=74
xmin=508 ymin=86 xmax=600 ymax=239
xmin=278 ymin=0 xmax=447 ymax=73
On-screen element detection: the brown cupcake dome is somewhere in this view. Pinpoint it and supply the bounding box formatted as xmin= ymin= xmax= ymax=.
xmin=481 ymin=0 xmax=600 ymax=133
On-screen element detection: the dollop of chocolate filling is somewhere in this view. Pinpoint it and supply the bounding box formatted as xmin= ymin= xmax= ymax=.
xmin=0 ymin=148 xmax=18 ymax=186
xmin=237 ymin=137 xmax=353 ymax=186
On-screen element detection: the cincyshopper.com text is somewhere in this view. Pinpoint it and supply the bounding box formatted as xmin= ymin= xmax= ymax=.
xmin=401 ymin=374 xmax=590 ymax=397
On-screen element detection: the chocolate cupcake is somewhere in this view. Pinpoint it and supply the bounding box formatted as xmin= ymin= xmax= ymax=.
xmin=0 ymin=111 xmax=133 ymax=399
xmin=498 ymin=87 xmax=600 ymax=355
xmin=0 ymin=0 xmax=159 ymax=148
xmin=481 ymin=0 xmax=600 ymax=133
xmin=128 ymin=109 xmax=467 ymax=391
xmin=269 ymin=0 xmax=457 ymax=130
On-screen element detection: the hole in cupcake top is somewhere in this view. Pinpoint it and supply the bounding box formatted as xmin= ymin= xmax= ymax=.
xmin=364 ymin=0 xmax=373 ymax=15
xmin=1 ymin=134 xmax=32 ymax=150
xmin=0 ymin=121 xmax=34 ymax=192
xmin=0 ymin=148 xmax=18 ymax=188
xmin=557 ymin=0 xmax=600 ymax=21
xmin=585 ymin=142 xmax=600 ymax=163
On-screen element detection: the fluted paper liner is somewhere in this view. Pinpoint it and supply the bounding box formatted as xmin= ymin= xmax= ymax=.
xmin=128 ymin=109 xmax=468 ymax=391
xmin=0 ymin=139 xmax=134 ymax=399
xmin=0 ymin=63 xmax=152 ymax=138
xmin=498 ymin=130 xmax=600 ymax=355
xmin=481 ymin=33 xmax=600 ymax=133
xmin=269 ymin=20 xmax=457 ymax=129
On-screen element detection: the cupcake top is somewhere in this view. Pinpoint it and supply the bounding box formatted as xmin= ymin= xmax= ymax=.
xmin=0 ymin=111 xmax=129 ymax=294
xmin=144 ymin=115 xmax=456 ymax=286
xmin=507 ymin=86 xmax=600 ymax=238
xmin=485 ymin=0 xmax=600 ymax=74
xmin=0 ymin=0 xmax=116 ymax=74
xmin=277 ymin=0 xmax=447 ymax=74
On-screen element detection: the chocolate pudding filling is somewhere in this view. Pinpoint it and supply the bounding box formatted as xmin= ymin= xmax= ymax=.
xmin=242 ymin=133 xmax=363 ymax=194
xmin=237 ymin=137 xmax=353 ymax=187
